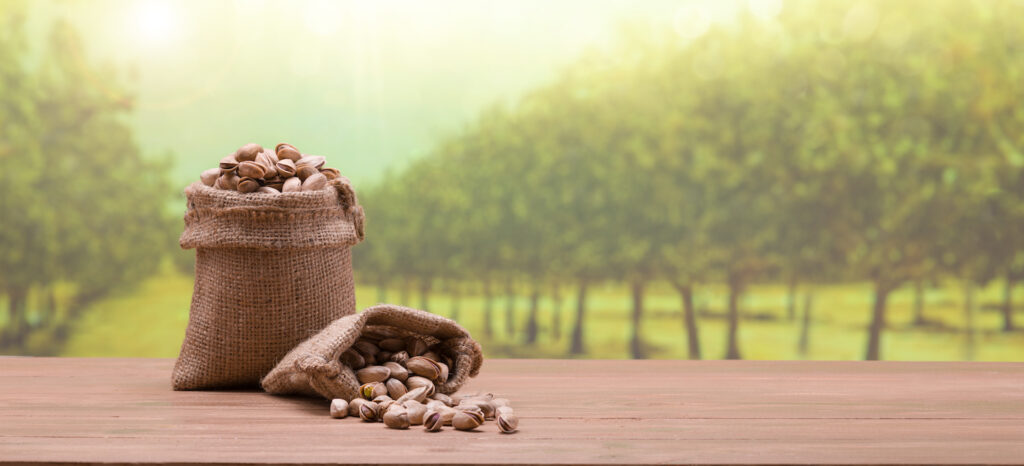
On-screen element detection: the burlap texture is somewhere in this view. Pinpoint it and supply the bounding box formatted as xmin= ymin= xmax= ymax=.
xmin=173 ymin=178 xmax=365 ymax=390
xmin=261 ymin=304 xmax=484 ymax=401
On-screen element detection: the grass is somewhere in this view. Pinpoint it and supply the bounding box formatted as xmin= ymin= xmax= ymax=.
xmin=59 ymin=270 xmax=1024 ymax=360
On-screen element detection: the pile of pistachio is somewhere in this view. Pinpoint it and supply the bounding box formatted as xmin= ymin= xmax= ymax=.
xmin=199 ymin=142 xmax=342 ymax=193
xmin=327 ymin=335 xmax=518 ymax=434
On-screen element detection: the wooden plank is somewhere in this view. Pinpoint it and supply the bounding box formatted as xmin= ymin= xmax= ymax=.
xmin=0 ymin=358 xmax=1022 ymax=465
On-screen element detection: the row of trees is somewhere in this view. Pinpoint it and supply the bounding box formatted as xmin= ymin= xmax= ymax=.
xmin=353 ymin=0 xmax=1024 ymax=359
xmin=0 ymin=5 xmax=175 ymax=351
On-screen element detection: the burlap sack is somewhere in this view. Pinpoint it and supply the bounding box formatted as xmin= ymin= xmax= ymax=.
xmin=173 ymin=178 xmax=365 ymax=390
xmin=261 ymin=304 xmax=484 ymax=401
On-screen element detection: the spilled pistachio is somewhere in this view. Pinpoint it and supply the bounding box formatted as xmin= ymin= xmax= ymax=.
xmin=329 ymin=399 xmax=349 ymax=419
xmin=452 ymin=409 xmax=484 ymax=431
xmin=497 ymin=412 xmax=518 ymax=433
xmin=358 ymin=401 xmax=380 ymax=422
xmin=383 ymin=362 xmax=408 ymax=382
xmin=382 ymin=405 xmax=410 ymax=429
xmin=423 ymin=410 xmax=443 ymax=432
xmin=386 ymin=378 xmax=408 ymax=399
xmin=355 ymin=365 xmax=391 ymax=384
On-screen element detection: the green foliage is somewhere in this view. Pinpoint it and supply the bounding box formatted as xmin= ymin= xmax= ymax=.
xmin=354 ymin=0 xmax=1024 ymax=360
xmin=0 ymin=12 xmax=176 ymax=350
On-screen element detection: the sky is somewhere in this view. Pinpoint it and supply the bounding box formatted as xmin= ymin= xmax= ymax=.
xmin=28 ymin=0 xmax=773 ymax=187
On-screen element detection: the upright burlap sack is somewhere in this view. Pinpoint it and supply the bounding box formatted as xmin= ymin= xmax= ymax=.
xmin=261 ymin=304 xmax=484 ymax=401
xmin=173 ymin=178 xmax=365 ymax=390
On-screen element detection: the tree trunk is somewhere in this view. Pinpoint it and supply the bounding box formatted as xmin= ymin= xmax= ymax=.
xmin=450 ymin=282 xmax=460 ymax=322
xmin=798 ymin=291 xmax=813 ymax=357
xmin=630 ymin=280 xmax=646 ymax=359
xmin=399 ymin=278 xmax=411 ymax=306
xmin=864 ymin=284 xmax=890 ymax=360
xmin=524 ymin=286 xmax=540 ymax=344
xmin=550 ymin=284 xmax=562 ymax=341
xmin=724 ymin=279 xmax=742 ymax=360
xmin=1003 ymin=274 xmax=1015 ymax=332
xmin=912 ymin=279 xmax=926 ymax=326
xmin=419 ymin=279 xmax=431 ymax=312
xmin=569 ymin=281 xmax=588 ymax=355
xmin=504 ymin=279 xmax=515 ymax=337
xmin=483 ymin=280 xmax=494 ymax=338
xmin=786 ymin=277 xmax=797 ymax=321
xmin=376 ymin=278 xmax=388 ymax=304
xmin=964 ymin=282 xmax=976 ymax=361
xmin=675 ymin=282 xmax=701 ymax=360
xmin=3 ymin=287 xmax=29 ymax=347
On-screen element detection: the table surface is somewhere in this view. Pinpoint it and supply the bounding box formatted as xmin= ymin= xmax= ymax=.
xmin=1 ymin=358 xmax=1023 ymax=465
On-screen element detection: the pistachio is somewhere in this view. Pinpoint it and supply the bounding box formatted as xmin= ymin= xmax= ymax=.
xmin=237 ymin=177 xmax=260 ymax=193
xmin=219 ymin=155 xmax=239 ymax=171
xmin=406 ymin=339 xmax=428 ymax=357
xmin=496 ymin=405 xmax=514 ymax=417
xmin=437 ymin=361 xmax=449 ymax=383
xmin=497 ymin=412 xmax=518 ymax=433
xmin=255 ymin=152 xmax=278 ymax=178
xmin=379 ymin=338 xmax=405 ymax=352
xmin=237 ymin=161 xmax=266 ymax=180
xmin=386 ymin=378 xmax=408 ymax=399
xmin=282 ymin=176 xmax=301 ymax=193
xmin=358 ymin=401 xmax=380 ymax=422
xmin=389 ymin=351 xmax=409 ymax=365
xmin=403 ymin=401 xmax=428 ymax=425
xmin=200 ymin=168 xmax=220 ymax=186
xmin=295 ymin=164 xmax=318 ymax=182
xmin=382 ymin=405 xmax=410 ymax=429
xmin=219 ymin=173 xmax=239 ymax=191
xmin=340 ymin=349 xmax=366 ymax=369
xmin=356 ymin=365 xmax=391 ymax=384
xmin=302 ymin=172 xmax=328 ymax=191
xmin=377 ymin=351 xmax=392 ymax=362
xmin=407 ymin=356 xmax=442 ymax=381
xmin=374 ymin=397 xmax=393 ymax=411
xmin=256 ymin=186 xmax=279 ymax=194
xmin=235 ymin=143 xmax=263 ymax=162
xmin=431 ymin=393 xmax=455 ymax=407
xmin=422 ymin=351 xmax=440 ymax=362
xmin=460 ymin=398 xmax=496 ymax=420
xmin=396 ymin=386 xmax=429 ymax=404
xmin=276 ymin=159 xmax=297 ymax=178
xmin=405 ymin=376 xmax=436 ymax=397
xmin=360 ymin=382 xmax=387 ymax=400
xmin=348 ymin=397 xmax=368 ymax=417
xmin=275 ymin=143 xmax=301 ymax=162
xmin=492 ymin=398 xmax=510 ymax=408
xmin=297 ymin=155 xmax=326 ymax=170
xmin=439 ymin=406 xmax=458 ymax=426
xmin=383 ymin=362 xmax=408 ymax=382
xmin=452 ymin=409 xmax=484 ymax=431
xmin=425 ymin=400 xmax=447 ymax=412
xmin=423 ymin=410 xmax=443 ymax=432
xmin=320 ymin=167 xmax=341 ymax=180
xmin=329 ymin=399 xmax=349 ymax=419
xmin=353 ymin=340 xmax=379 ymax=356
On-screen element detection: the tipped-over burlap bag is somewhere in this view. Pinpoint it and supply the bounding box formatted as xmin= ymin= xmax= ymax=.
xmin=173 ymin=178 xmax=365 ymax=390
xmin=261 ymin=304 xmax=484 ymax=401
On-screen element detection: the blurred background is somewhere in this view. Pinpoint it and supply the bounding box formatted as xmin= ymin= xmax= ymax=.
xmin=2 ymin=0 xmax=1023 ymax=361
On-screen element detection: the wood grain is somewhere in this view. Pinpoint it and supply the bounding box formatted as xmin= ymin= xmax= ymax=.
xmin=1 ymin=358 xmax=1022 ymax=465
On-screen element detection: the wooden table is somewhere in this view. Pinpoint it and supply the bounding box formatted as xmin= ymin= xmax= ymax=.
xmin=1 ymin=358 xmax=1023 ymax=465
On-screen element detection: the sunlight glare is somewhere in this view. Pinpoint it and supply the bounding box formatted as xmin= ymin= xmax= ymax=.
xmin=673 ymin=5 xmax=712 ymax=41
xmin=132 ymin=0 xmax=180 ymax=46
xmin=304 ymin=0 xmax=344 ymax=36
xmin=747 ymin=0 xmax=783 ymax=20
